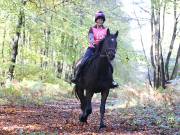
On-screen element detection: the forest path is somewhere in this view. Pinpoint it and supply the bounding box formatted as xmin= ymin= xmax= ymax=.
xmin=0 ymin=98 xmax=179 ymax=135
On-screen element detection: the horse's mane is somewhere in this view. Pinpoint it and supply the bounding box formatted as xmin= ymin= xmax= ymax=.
xmin=84 ymin=39 xmax=103 ymax=66
xmin=87 ymin=33 xmax=113 ymax=65
xmin=87 ymin=36 xmax=107 ymax=65
xmin=94 ymin=36 xmax=106 ymax=55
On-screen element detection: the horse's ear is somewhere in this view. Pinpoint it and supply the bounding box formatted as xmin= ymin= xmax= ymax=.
xmin=115 ymin=31 xmax=118 ymax=38
xmin=107 ymin=28 xmax=110 ymax=35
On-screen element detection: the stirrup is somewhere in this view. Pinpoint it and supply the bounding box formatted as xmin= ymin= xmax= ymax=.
xmin=71 ymin=77 xmax=78 ymax=83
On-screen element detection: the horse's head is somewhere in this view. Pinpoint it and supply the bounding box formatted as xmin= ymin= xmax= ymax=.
xmin=98 ymin=29 xmax=118 ymax=61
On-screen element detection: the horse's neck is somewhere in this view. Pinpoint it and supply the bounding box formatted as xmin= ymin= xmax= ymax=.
xmin=96 ymin=57 xmax=110 ymax=72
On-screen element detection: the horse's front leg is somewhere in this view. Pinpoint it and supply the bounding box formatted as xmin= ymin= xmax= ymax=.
xmin=80 ymin=90 xmax=94 ymax=122
xmin=99 ymin=89 xmax=109 ymax=129
xmin=77 ymin=89 xmax=87 ymax=123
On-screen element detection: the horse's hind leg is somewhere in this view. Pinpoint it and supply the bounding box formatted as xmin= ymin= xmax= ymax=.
xmin=99 ymin=89 xmax=109 ymax=129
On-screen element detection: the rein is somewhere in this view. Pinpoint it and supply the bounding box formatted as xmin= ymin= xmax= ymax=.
xmin=99 ymin=48 xmax=116 ymax=58
xmin=100 ymin=54 xmax=107 ymax=57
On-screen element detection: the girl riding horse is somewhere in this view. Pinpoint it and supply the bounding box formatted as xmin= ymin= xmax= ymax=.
xmin=71 ymin=11 xmax=118 ymax=88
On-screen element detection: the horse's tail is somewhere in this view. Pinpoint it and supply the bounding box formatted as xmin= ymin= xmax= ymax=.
xmin=73 ymin=84 xmax=79 ymax=100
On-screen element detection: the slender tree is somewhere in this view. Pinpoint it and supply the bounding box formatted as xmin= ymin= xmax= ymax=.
xmin=171 ymin=44 xmax=180 ymax=79
xmin=8 ymin=0 xmax=27 ymax=80
xmin=165 ymin=0 xmax=178 ymax=80
xmin=150 ymin=0 xmax=179 ymax=89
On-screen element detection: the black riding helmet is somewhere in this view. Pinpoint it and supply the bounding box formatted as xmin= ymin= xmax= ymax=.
xmin=95 ymin=11 xmax=106 ymax=22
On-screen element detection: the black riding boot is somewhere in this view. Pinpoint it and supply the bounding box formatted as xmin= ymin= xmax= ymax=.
xmin=111 ymin=80 xmax=119 ymax=88
xmin=109 ymin=63 xmax=119 ymax=88
xmin=71 ymin=67 xmax=81 ymax=83
xmin=71 ymin=47 xmax=96 ymax=84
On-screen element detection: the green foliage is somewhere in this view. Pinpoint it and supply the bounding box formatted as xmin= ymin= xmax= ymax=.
xmin=0 ymin=0 xmax=134 ymax=86
xmin=0 ymin=86 xmax=21 ymax=99
xmin=14 ymin=64 xmax=42 ymax=81
xmin=167 ymin=113 xmax=176 ymax=125
xmin=0 ymin=79 xmax=73 ymax=105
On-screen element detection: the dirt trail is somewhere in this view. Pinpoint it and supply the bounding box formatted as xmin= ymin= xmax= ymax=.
xmin=0 ymin=99 xmax=178 ymax=135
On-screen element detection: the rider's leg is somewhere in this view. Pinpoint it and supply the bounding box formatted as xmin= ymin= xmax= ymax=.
xmin=71 ymin=47 xmax=95 ymax=83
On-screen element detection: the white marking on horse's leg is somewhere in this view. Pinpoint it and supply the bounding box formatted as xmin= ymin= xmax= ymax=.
xmin=84 ymin=89 xmax=87 ymax=96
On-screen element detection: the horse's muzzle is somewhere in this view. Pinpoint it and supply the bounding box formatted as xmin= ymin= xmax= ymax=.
xmin=107 ymin=49 xmax=115 ymax=60
xmin=109 ymin=53 xmax=115 ymax=60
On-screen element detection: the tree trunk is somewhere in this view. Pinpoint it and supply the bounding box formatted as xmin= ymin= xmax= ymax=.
xmin=2 ymin=27 xmax=6 ymax=63
xmin=160 ymin=43 xmax=165 ymax=88
xmin=150 ymin=0 xmax=179 ymax=89
xmin=21 ymin=13 xmax=26 ymax=65
xmin=150 ymin=0 xmax=156 ymax=87
xmin=171 ymin=44 xmax=180 ymax=79
xmin=150 ymin=0 xmax=167 ymax=89
xmin=165 ymin=0 xmax=177 ymax=80
xmin=159 ymin=0 xmax=167 ymax=88
xmin=134 ymin=10 xmax=152 ymax=86
xmin=43 ymin=26 xmax=50 ymax=70
xmin=154 ymin=4 xmax=161 ymax=88
xmin=57 ymin=61 xmax=63 ymax=78
xmin=8 ymin=0 xmax=27 ymax=80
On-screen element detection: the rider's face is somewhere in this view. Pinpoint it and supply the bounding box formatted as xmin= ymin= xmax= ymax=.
xmin=96 ymin=18 xmax=104 ymax=26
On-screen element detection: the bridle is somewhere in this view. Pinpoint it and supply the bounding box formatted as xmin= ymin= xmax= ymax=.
xmin=100 ymin=48 xmax=116 ymax=60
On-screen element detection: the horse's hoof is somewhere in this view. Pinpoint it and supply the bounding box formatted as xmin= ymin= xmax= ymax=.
xmin=79 ymin=121 xmax=87 ymax=126
xmin=99 ymin=124 xmax=106 ymax=129
xmin=79 ymin=115 xmax=87 ymax=123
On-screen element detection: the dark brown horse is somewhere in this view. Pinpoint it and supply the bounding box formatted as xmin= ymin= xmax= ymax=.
xmin=73 ymin=30 xmax=118 ymax=129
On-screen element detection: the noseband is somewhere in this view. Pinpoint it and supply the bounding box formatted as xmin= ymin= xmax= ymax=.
xmin=100 ymin=48 xmax=116 ymax=58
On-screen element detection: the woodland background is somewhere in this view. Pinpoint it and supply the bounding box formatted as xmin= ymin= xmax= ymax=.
xmin=0 ymin=0 xmax=179 ymax=134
